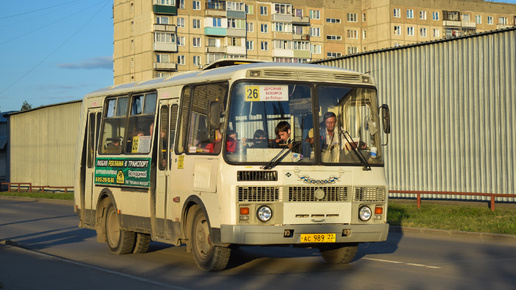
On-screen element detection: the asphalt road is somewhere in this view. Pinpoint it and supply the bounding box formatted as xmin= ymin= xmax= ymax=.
xmin=1 ymin=197 xmax=515 ymax=290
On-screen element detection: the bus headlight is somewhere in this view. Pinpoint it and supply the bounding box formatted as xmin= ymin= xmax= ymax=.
xmin=257 ymin=205 xmax=272 ymax=222
xmin=359 ymin=206 xmax=372 ymax=221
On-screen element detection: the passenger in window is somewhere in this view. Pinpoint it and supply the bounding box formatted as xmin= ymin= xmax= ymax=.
xmin=226 ymin=130 xmax=238 ymax=153
xmin=250 ymin=129 xmax=268 ymax=148
xmin=272 ymin=121 xmax=300 ymax=153
xmin=204 ymin=129 xmax=222 ymax=153
xmin=126 ymin=129 xmax=145 ymax=152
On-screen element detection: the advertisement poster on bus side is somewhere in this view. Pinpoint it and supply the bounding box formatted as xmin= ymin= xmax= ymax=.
xmin=94 ymin=157 xmax=151 ymax=188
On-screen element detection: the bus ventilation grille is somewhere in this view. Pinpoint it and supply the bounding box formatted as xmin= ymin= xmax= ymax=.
xmin=354 ymin=187 xmax=386 ymax=202
xmin=237 ymin=171 xmax=278 ymax=181
xmin=288 ymin=186 xmax=349 ymax=202
xmin=238 ymin=186 xmax=279 ymax=202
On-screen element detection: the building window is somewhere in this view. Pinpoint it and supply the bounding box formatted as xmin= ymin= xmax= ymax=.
xmin=192 ymin=0 xmax=201 ymax=10
xmin=260 ymin=6 xmax=268 ymax=15
xmin=327 ymin=52 xmax=342 ymax=58
xmin=227 ymin=1 xmax=245 ymax=11
xmin=487 ymin=16 xmax=493 ymax=25
xmin=420 ymin=28 xmax=427 ymax=37
xmin=420 ymin=11 xmax=426 ymax=20
xmin=432 ymin=12 xmax=439 ymax=21
xmin=394 ymin=9 xmax=401 ymax=18
xmin=295 ymin=9 xmax=303 ymax=17
xmin=157 ymin=16 xmax=169 ymax=24
xmin=463 ymin=14 xmax=470 ymax=22
xmin=394 ymin=26 xmax=401 ymax=35
xmin=212 ymin=18 xmax=222 ymax=27
xmin=309 ymin=10 xmax=320 ymax=19
xmin=193 ymin=37 xmax=201 ymax=47
xmin=310 ymin=27 xmax=320 ymax=37
xmin=178 ymin=55 xmax=185 ymax=65
xmin=177 ymin=17 xmax=185 ymax=28
xmin=260 ymin=41 xmax=268 ymax=51
xmin=247 ymin=22 xmax=254 ymax=32
xmin=407 ymin=27 xmax=414 ymax=36
xmin=177 ymin=36 xmax=185 ymax=46
xmin=362 ymin=30 xmax=367 ymax=39
xmin=433 ymin=28 xmax=440 ymax=38
xmin=274 ymin=22 xmax=292 ymax=33
xmin=499 ymin=17 xmax=508 ymax=25
xmin=326 ymin=18 xmax=341 ymax=23
xmin=326 ymin=35 xmax=342 ymax=41
xmin=311 ymin=44 xmax=321 ymax=54
xmin=193 ymin=55 xmax=201 ymax=66
xmin=274 ymin=3 xmax=292 ymax=15
xmin=157 ymin=54 xmax=170 ymax=63
xmin=347 ymin=13 xmax=357 ymax=22
xmin=229 ymin=18 xmax=245 ymax=29
xmin=347 ymin=30 xmax=358 ymax=39
xmin=246 ymin=4 xmax=254 ymax=15
xmin=347 ymin=47 xmax=358 ymax=54
xmin=178 ymin=0 xmax=184 ymax=9
xmin=362 ymin=13 xmax=366 ymax=22
xmin=246 ymin=40 xmax=254 ymax=50
xmin=155 ymin=32 xmax=176 ymax=43
xmin=407 ymin=9 xmax=414 ymax=19
xmin=475 ymin=15 xmax=482 ymax=24
xmin=260 ymin=24 xmax=268 ymax=33
xmin=193 ymin=19 xmax=200 ymax=29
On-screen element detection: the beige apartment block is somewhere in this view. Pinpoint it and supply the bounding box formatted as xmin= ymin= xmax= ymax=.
xmin=113 ymin=0 xmax=516 ymax=84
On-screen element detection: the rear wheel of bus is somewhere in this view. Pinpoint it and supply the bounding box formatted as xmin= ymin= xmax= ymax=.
xmin=105 ymin=203 xmax=136 ymax=255
xmin=191 ymin=209 xmax=230 ymax=271
xmin=319 ymin=243 xmax=359 ymax=264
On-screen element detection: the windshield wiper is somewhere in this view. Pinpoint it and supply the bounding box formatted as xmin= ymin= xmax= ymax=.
xmin=343 ymin=131 xmax=371 ymax=171
xmin=261 ymin=141 xmax=295 ymax=170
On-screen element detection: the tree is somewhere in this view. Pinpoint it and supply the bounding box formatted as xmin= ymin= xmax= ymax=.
xmin=20 ymin=101 xmax=32 ymax=111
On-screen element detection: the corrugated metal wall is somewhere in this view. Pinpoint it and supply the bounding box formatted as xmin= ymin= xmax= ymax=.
xmin=10 ymin=101 xmax=82 ymax=187
xmin=315 ymin=28 xmax=516 ymax=200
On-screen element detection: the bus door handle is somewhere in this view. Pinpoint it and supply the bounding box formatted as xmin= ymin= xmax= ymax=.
xmin=311 ymin=219 xmax=325 ymax=223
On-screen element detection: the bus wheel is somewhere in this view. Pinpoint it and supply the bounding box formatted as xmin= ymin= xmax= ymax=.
xmin=105 ymin=203 xmax=135 ymax=255
xmin=319 ymin=243 xmax=359 ymax=264
xmin=191 ymin=210 xmax=230 ymax=271
xmin=133 ymin=233 xmax=151 ymax=254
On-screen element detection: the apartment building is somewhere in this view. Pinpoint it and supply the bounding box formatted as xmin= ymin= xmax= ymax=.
xmin=113 ymin=0 xmax=516 ymax=84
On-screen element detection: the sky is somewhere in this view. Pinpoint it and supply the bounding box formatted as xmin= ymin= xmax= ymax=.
xmin=1 ymin=0 xmax=516 ymax=112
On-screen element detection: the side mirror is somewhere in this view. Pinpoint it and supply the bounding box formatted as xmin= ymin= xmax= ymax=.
xmin=380 ymin=104 xmax=391 ymax=134
xmin=208 ymin=101 xmax=221 ymax=130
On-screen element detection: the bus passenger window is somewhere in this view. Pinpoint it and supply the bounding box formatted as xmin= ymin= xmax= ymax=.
xmin=159 ymin=105 xmax=169 ymax=170
xmin=125 ymin=93 xmax=157 ymax=154
xmin=100 ymin=96 xmax=128 ymax=155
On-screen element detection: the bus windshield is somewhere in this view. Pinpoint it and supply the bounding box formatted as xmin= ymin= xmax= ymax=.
xmin=225 ymin=81 xmax=383 ymax=166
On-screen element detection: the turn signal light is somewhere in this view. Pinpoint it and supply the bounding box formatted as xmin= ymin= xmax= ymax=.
xmin=240 ymin=207 xmax=249 ymax=215
xmin=375 ymin=207 xmax=383 ymax=215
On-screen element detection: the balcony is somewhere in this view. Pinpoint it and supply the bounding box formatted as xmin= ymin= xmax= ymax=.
xmin=205 ymin=27 xmax=227 ymax=36
xmin=206 ymin=46 xmax=227 ymax=53
xmin=154 ymin=24 xmax=177 ymax=33
xmin=497 ymin=24 xmax=512 ymax=29
xmin=227 ymin=46 xmax=246 ymax=55
xmin=153 ymin=5 xmax=177 ymax=15
xmin=273 ymin=49 xmax=294 ymax=58
xmin=461 ymin=21 xmax=476 ymax=29
xmin=154 ymin=62 xmax=178 ymax=71
xmin=227 ymin=28 xmax=246 ymax=37
xmin=293 ymin=49 xmax=311 ymax=59
xmin=227 ymin=10 xmax=246 ymax=19
xmin=272 ymin=14 xmax=292 ymax=22
xmin=153 ymin=42 xmax=177 ymax=52
xmin=292 ymin=16 xmax=310 ymax=26
xmin=205 ymin=0 xmax=226 ymax=17
xmin=293 ymin=34 xmax=310 ymax=40
xmin=443 ymin=20 xmax=461 ymax=27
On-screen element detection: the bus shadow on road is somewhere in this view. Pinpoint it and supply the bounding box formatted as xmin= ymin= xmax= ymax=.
xmin=5 ymin=227 xmax=96 ymax=251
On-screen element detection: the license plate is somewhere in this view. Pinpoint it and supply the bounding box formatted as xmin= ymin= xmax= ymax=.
xmin=300 ymin=233 xmax=336 ymax=243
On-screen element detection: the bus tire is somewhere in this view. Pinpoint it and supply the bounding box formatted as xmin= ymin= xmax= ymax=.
xmin=191 ymin=210 xmax=230 ymax=271
xmin=319 ymin=243 xmax=359 ymax=264
xmin=105 ymin=203 xmax=135 ymax=255
xmin=133 ymin=233 xmax=151 ymax=254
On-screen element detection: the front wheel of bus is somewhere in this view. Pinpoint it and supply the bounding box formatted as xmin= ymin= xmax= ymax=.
xmin=105 ymin=203 xmax=135 ymax=255
xmin=319 ymin=243 xmax=359 ymax=264
xmin=191 ymin=210 xmax=230 ymax=271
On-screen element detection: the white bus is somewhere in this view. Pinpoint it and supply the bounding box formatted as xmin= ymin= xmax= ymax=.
xmin=74 ymin=60 xmax=391 ymax=271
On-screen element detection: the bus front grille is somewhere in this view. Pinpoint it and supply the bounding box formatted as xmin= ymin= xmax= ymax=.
xmin=354 ymin=187 xmax=386 ymax=201
xmin=237 ymin=171 xmax=278 ymax=181
xmin=288 ymin=186 xmax=349 ymax=202
xmin=238 ymin=186 xmax=279 ymax=202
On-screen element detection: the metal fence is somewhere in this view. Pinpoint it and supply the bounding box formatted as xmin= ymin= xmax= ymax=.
xmin=314 ymin=28 xmax=516 ymax=201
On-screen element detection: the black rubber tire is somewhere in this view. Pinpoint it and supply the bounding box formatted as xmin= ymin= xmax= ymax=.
xmin=191 ymin=210 xmax=230 ymax=271
xmin=105 ymin=204 xmax=135 ymax=255
xmin=319 ymin=243 xmax=359 ymax=264
xmin=133 ymin=233 xmax=151 ymax=254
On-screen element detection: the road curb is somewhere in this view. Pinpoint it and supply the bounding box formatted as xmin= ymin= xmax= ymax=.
xmin=390 ymin=225 xmax=516 ymax=243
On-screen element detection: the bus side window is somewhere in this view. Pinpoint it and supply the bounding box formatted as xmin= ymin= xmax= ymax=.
xmin=125 ymin=93 xmax=157 ymax=154
xmin=169 ymin=104 xmax=178 ymax=170
xmin=176 ymin=86 xmax=191 ymax=154
xmin=99 ymin=97 xmax=128 ymax=155
xmin=159 ymin=105 xmax=169 ymax=171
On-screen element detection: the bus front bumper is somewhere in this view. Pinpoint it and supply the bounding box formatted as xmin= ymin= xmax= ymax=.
xmin=219 ymin=223 xmax=389 ymax=245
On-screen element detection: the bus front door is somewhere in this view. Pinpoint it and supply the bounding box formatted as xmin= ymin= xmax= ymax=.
xmin=83 ymin=109 xmax=101 ymax=226
xmin=153 ymin=100 xmax=179 ymax=240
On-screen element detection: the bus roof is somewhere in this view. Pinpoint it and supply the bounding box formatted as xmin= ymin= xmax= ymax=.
xmin=84 ymin=62 xmax=371 ymax=99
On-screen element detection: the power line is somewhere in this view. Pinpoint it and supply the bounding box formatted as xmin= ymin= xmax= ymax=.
xmin=0 ymin=0 xmax=111 ymax=97
xmin=0 ymin=0 xmax=82 ymax=20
